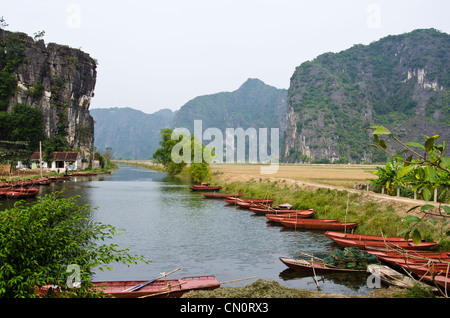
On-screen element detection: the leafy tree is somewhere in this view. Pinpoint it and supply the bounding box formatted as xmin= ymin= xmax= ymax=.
xmin=153 ymin=128 xmax=212 ymax=182
xmin=369 ymin=125 xmax=450 ymax=244
xmin=0 ymin=192 xmax=149 ymax=298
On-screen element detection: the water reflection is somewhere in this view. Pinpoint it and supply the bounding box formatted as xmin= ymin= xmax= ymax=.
xmin=0 ymin=164 xmax=378 ymax=296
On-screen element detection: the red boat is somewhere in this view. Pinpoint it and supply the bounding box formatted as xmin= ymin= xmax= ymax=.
xmin=324 ymin=231 xmax=422 ymax=243
xmin=367 ymin=250 xmax=450 ymax=260
xmin=420 ymin=274 xmax=450 ymax=289
xmin=264 ymin=210 xmax=315 ymax=220
xmin=39 ymin=275 xmax=221 ymax=298
xmin=249 ymin=206 xmax=297 ymax=215
xmin=0 ymin=187 xmax=11 ymax=197
xmin=5 ymin=187 xmax=39 ymax=199
xmin=224 ymin=198 xmax=274 ymax=205
xmin=189 ymin=185 xmax=222 ymax=191
xmin=279 ymin=257 xmax=366 ymax=273
xmin=201 ymin=193 xmax=244 ymax=199
xmin=330 ymin=237 xmax=438 ymax=250
xmin=279 ymin=219 xmax=359 ymax=231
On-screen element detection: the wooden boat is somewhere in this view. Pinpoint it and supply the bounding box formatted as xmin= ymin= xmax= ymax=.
xmin=48 ymin=176 xmax=72 ymax=181
xmin=249 ymin=206 xmax=298 ymax=215
xmin=420 ymin=274 xmax=450 ymax=289
xmin=201 ymin=193 xmax=244 ymax=199
xmin=367 ymin=249 xmax=450 ymax=260
xmin=267 ymin=214 xmax=336 ymax=224
xmin=279 ymin=257 xmax=366 ymax=273
xmin=189 ymin=185 xmax=222 ymax=191
xmin=224 ymin=198 xmax=273 ymax=205
xmin=67 ymin=172 xmax=98 ymax=176
xmin=39 ymin=275 xmax=221 ymax=298
xmin=0 ymin=187 xmax=11 ymax=197
xmin=378 ymin=257 xmax=450 ymax=277
xmin=324 ymin=231 xmax=422 ymax=243
xmin=5 ymin=187 xmax=39 ymax=198
xmin=330 ymin=237 xmax=438 ymax=251
xmin=253 ymin=208 xmax=313 ymax=217
xmin=279 ymin=219 xmax=359 ymax=231
xmin=367 ymin=264 xmax=425 ymax=288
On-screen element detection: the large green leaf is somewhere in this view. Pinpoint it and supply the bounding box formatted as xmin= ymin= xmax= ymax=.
xmin=411 ymin=229 xmax=422 ymax=245
xmin=404 ymin=142 xmax=425 ymax=149
xmin=369 ymin=126 xmax=391 ymax=135
xmin=403 ymin=215 xmax=421 ymax=224
xmin=424 ymin=166 xmax=436 ymax=183
xmin=397 ymin=165 xmax=414 ymax=179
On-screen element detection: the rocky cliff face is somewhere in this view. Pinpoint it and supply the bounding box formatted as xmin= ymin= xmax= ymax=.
xmin=2 ymin=29 xmax=97 ymax=160
xmin=283 ymin=29 xmax=450 ymax=163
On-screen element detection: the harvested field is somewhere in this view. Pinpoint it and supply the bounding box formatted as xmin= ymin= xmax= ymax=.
xmin=210 ymin=163 xmax=377 ymax=189
xmin=209 ymin=163 xmax=440 ymax=217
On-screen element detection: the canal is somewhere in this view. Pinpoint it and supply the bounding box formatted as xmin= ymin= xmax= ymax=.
xmin=1 ymin=164 xmax=375 ymax=296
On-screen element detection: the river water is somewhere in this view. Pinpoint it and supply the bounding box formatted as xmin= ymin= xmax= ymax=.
xmin=1 ymin=164 xmax=376 ymax=296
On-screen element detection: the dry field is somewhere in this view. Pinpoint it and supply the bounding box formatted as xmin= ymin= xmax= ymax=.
xmin=210 ymin=163 xmax=378 ymax=189
xmin=209 ymin=163 xmax=437 ymax=214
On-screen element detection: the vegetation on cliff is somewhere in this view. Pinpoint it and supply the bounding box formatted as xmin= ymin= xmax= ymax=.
xmin=284 ymin=28 xmax=449 ymax=164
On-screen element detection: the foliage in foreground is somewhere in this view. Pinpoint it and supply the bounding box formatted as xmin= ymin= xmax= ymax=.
xmin=0 ymin=192 xmax=149 ymax=298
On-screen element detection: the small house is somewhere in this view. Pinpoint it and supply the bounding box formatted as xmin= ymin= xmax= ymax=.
xmin=31 ymin=151 xmax=82 ymax=172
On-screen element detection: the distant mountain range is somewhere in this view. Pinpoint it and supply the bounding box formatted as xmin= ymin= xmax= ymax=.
xmin=92 ymin=29 xmax=449 ymax=163
xmin=91 ymin=107 xmax=174 ymax=159
xmin=91 ymin=78 xmax=287 ymax=159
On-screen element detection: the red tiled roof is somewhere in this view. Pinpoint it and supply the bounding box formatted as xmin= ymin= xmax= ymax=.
xmin=30 ymin=151 xmax=80 ymax=161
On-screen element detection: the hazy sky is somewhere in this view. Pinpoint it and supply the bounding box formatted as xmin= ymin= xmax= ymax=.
xmin=2 ymin=0 xmax=449 ymax=114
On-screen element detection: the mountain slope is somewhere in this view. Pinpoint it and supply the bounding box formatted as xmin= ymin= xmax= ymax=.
xmin=283 ymin=28 xmax=450 ymax=163
xmin=173 ymin=78 xmax=287 ymax=138
xmin=91 ymin=107 xmax=174 ymax=159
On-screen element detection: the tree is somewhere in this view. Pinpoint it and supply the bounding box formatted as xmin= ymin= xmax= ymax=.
xmin=153 ymin=128 xmax=212 ymax=182
xmin=0 ymin=192 xmax=149 ymax=298
xmin=369 ymin=125 xmax=450 ymax=244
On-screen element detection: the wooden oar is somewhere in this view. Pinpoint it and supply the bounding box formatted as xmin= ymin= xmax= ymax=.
xmin=122 ymin=268 xmax=181 ymax=292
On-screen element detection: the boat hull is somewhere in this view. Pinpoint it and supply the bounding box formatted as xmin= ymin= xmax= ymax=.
xmin=190 ymin=185 xmax=222 ymax=191
xmin=280 ymin=219 xmax=359 ymax=231
xmin=39 ymin=276 xmax=220 ymax=298
xmin=279 ymin=257 xmax=366 ymax=273
xmin=330 ymin=237 xmax=438 ymax=250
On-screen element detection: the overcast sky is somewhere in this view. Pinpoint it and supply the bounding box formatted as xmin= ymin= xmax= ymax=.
xmin=2 ymin=0 xmax=449 ymax=114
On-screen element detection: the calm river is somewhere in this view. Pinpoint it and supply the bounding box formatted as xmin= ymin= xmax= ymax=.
xmin=2 ymin=164 xmax=375 ymax=296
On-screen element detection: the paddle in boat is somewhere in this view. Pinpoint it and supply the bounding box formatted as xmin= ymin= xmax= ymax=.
xmin=253 ymin=208 xmax=313 ymax=217
xmin=224 ymin=198 xmax=274 ymax=206
xmin=279 ymin=219 xmax=359 ymax=231
xmin=324 ymin=231 xmax=423 ymax=243
xmin=329 ymin=237 xmax=438 ymax=250
xmin=38 ymin=268 xmax=256 ymax=298
xmin=201 ymin=193 xmax=244 ymax=199
xmin=263 ymin=210 xmax=314 ymax=220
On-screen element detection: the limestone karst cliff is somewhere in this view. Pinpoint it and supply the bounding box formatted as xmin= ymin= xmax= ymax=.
xmin=283 ymin=28 xmax=449 ymax=163
xmin=1 ymin=28 xmax=97 ymax=161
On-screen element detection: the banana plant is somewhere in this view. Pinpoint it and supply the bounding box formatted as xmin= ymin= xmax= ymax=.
xmin=369 ymin=125 xmax=450 ymax=244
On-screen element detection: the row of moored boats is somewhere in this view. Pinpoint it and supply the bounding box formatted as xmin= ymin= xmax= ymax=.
xmin=195 ymin=184 xmax=449 ymax=293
